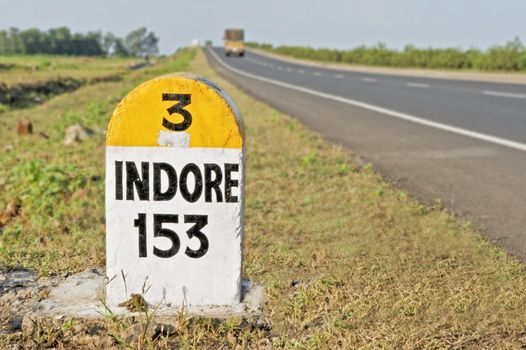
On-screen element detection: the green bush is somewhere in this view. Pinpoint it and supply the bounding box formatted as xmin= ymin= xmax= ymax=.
xmin=8 ymin=160 xmax=86 ymax=216
xmin=246 ymin=38 xmax=526 ymax=72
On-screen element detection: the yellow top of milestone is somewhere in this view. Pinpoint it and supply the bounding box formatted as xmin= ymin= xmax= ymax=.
xmin=106 ymin=73 xmax=243 ymax=148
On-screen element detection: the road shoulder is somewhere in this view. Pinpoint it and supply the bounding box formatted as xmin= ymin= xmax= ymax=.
xmin=248 ymin=47 xmax=526 ymax=85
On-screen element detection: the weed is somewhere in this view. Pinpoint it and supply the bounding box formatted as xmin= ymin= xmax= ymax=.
xmin=301 ymin=150 xmax=318 ymax=167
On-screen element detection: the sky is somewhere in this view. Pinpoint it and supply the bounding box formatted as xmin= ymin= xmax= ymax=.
xmin=0 ymin=0 xmax=525 ymax=54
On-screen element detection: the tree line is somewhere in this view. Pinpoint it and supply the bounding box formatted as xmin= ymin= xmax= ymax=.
xmin=247 ymin=38 xmax=526 ymax=72
xmin=0 ymin=27 xmax=159 ymax=57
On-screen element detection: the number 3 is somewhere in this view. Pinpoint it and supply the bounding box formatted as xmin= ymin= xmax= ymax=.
xmin=184 ymin=215 xmax=209 ymax=258
xmin=162 ymin=93 xmax=192 ymax=131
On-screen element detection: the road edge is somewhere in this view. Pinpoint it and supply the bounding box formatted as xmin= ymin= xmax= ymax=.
xmin=246 ymin=47 xmax=526 ymax=85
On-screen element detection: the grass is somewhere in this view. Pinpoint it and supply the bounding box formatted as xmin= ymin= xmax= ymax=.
xmin=1 ymin=48 xmax=526 ymax=348
xmin=0 ymin=55 xmax=142 ymax=86
xmin=0 ymin=50 xmax=195 ymax=276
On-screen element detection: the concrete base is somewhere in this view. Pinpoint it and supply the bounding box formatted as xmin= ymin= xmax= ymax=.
xmin=31 ymin=269 xmax=264 ymax=319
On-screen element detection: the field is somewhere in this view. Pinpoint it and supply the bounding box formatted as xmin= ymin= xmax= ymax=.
xmin=0 ymin=55 xmax=145 ymax=111
xmin=1 ymin=49 xmax=526 ymax=348
xmin=0 ymin=55 xmax=143 ymax=85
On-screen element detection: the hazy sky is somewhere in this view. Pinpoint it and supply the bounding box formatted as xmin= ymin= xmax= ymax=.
xmin=1 ymin=0 xmax=525 ymax=54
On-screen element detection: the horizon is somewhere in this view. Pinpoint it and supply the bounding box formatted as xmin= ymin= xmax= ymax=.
xmin=1 ymin=0 xmax=525 ymax=54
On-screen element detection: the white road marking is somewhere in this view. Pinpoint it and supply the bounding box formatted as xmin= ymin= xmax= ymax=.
xmin=268 ymin=64 xmax=274 ymax=68
xmin=483 ymin=90 xmax=526 ymax=99
xmin=333 ymin=74 xmax=345 ymax=79
xmin=209 ymin=48 xmax=526 ymax=153
xmin=362 ymin=77 xmax=378 ymax=83
xmin=246 ymin=57 xmax=272 ymax=68
xmin=277 ymin=66 xmax=284 ymax=70
xmin=298 ymin=69 xmax=305 ymax=74
xmin=244 ymin=57 xmax=261 ymax=65
xmin=313 ymin=71 xmax=322 ymax=76
xmin=285 ymin=67 xmax=293 ymax=72
xmin=406 ymin=82 xmax=430 ymax=88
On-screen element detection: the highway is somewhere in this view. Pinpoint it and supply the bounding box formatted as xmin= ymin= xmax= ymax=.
xmin=205 ymin=47 xmax=526 ymax=258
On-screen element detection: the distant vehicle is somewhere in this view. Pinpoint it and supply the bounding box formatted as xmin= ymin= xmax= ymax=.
xmin=224 ymin=29 xmax=245 ymax=57
xmin=205 ymin=40 xmax=213 ymax=47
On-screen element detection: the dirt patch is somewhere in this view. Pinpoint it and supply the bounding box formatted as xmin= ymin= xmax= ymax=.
xmin=0 ymin=74 xmax=123 ymax=111
xmin=0 ymin=63 xmax=15 ymax=72
xmin=0 ymin=78 xmax=82 ymax=109
xmin=0 ymin=266 xmax=266 ymax=349
xmin=0 ymin=268 xmax=58 ymax=335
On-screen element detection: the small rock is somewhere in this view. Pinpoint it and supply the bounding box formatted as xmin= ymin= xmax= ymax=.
xmin=64 ymin=124 xmax=94 ymax=145
xmin=122 ymin=322 xmax=158 ymax=343
xmin=0 ymin=200 xmax=21 ymax=228
xmin=291 ymin=279 xmax=303 ymax=288
xmin=89 ymin=268 xmax=102 ymax=276
xmin=118 ymin=293 xmax=148 ymax=312
xmin=154 ymin=323 xmax=177 ymax=338
xmin=17 ymin=119 xmax=33 ymax=136
xmin=5 ymin=200 xmax=21 ymax=217
xmin=39 ymin=132 xmax=49 ymax=139
xmin=21 ymin=316 xmax=37 ymax=336
xmin=0 ymin=270 xmax=37 ymax=291
xmin=0 ymin=213 xmax=10 ymax=227
xmin=239 ymin=317 xmax=271 ymax=332
xmin=255 ymin=318 xmax=272 ymax=332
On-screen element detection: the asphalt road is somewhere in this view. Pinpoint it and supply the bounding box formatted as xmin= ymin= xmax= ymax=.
xmin=205 ymin=47 xmax=526 ymax=258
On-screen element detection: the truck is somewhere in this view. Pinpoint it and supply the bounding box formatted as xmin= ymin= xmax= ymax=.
xmin=224 ymin=29 xmax=245 ymax=57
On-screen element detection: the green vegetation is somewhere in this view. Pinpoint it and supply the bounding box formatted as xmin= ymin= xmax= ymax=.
xmin=248 ymin=38 xmax=526 ymax=71
xmin=0 ymin=26 xmax=159 ymax=56
xmin=0 ymin=55 xmax=144 ymax=110
xmin=0 ymin=55 xmax=143 ymax=85
xmin=0 ymin=50 xmax=195 ymax=276
xmin=2 ymin=48 xmax=526 ymax=348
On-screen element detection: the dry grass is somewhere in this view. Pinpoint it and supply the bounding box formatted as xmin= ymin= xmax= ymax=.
xmin=0 ymin=55 xmax=141 ymax=86
xmin=1 ymin=48 xmax=526 ymax=348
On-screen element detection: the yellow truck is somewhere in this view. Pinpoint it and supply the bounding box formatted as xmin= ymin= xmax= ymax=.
xmin=224 ymin=29 xmax=245 ymax=57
